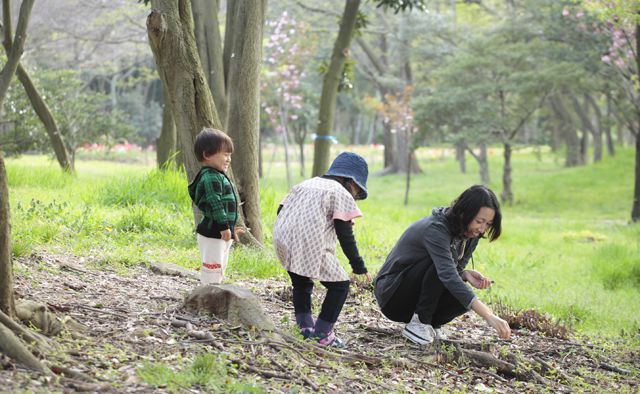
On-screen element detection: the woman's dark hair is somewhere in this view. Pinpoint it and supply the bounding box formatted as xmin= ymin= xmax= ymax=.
xmin=445 ymin=185 xmax=502 ymax=241
xmin=193 ymin=128 xmax=234 ymax=162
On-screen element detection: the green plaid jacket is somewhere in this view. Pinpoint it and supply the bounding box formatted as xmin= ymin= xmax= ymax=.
xmin=188 ymin=167 xmax=238 ymax=238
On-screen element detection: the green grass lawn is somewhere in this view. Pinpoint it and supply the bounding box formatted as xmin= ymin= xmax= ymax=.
xmin=5 ymin=145 xmax=640 ymax=337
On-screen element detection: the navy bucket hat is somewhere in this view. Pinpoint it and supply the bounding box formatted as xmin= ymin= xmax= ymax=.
xmin=324 ymin=152 xmax=369 ymax=200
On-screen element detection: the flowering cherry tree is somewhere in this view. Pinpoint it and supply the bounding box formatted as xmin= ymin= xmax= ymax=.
xmin=584 ymin=0 xmax=640 ymax=221
xmin=262 ymin=12 xmax=314 ymax=186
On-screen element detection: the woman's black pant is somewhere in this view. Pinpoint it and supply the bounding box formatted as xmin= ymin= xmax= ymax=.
xmin=288 ymin=271 xmax=350 ymax=324
xmin=380 ymin=263 xmax=467 ymax=327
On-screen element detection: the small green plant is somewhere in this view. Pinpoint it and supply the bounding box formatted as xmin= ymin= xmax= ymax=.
xmin=137 ymin=353 xmax=265 ymax=393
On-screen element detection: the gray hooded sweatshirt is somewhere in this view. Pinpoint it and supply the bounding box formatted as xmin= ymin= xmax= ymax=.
xmin=374 ymin=207 xmax=479 ymax=310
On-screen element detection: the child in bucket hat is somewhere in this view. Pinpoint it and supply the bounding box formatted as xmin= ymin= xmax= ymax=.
xmin=273 ymin=152 xmax=372 ymax=347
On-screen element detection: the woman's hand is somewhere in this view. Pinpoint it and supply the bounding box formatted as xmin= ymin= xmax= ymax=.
xmin=470 ymin=299 xmax=512 ymax=340
xmin=486 ymin=314 xmax=511 ymax=339
xmin=462 ymin=269 xmax=493 ymax=289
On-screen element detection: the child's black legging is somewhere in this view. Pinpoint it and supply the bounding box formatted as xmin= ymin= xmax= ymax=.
xmin=288 ymin=271 xmax=350 ymax=324
xmin=380 ymin=263 xmax=468 ymax=328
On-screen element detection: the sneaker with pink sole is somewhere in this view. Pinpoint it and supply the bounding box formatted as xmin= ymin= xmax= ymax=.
xmin=313 ymin=331 xmax=344 ymax=348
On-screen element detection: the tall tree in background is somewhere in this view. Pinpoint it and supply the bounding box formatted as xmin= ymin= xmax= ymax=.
xmin=355 ymin=10 xmax=422 ymax=174
xmin=311 ymin=0 xmax=361 ymax=177
xmin=311 ymin=0 xmax=425 ymax=176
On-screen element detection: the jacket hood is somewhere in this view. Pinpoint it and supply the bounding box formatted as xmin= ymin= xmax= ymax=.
xmin=432 ymin=206 xmax=448 ymax=218
xmin=188 ymin=167 xmax=209 ymax=201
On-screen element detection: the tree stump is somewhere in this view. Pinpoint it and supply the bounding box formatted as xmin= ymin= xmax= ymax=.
xmin=184 ymin=284 xmax=275 ymax=331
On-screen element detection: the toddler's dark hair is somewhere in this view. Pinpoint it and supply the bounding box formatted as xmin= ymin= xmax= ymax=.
xmin=446 ymin=185 xmax=502 ymax=241
xmin=193 ymin=128 xmax=234 ymax=162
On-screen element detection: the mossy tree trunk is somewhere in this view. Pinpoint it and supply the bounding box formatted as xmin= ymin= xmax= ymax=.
xmin=156 ymin=94 xmax=178 ymax=170
xmin=0 ymin=153 xmax=15 ymax=318
xmin=224 ymin=0 xmax=265 ymax=243
xmin=192 ymin=0 xmax=227 ymax=128
xmin=147 ymin=0 xmax=220 ymax=184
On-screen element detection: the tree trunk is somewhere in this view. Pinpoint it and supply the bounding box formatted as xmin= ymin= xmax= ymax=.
xmin=456 ymin=140 xmax=467 ymax=174
xmin=579 ymin=130 xmax=588 ymax=165
xmin=192 ymin=0 xmax=227 ymax=128
xmin=584 ymin=94 xmax=603 ymax=162
xmin=570 ymin=95 xmax=595 ymax=165
xmin=632 ymin=133 xmax=640 ymax=222
xmin=225 ymin=0 xmax=265 ymax=243
xmin=466 ymin=142 xmax=490 ymax=185
xmin=382 ymin=120 xmax=395 ymax=168
xmin=297 ymin=126 xmax=305 ymax=178
xmin=0 ymin=17 xmax=74 ymax=173
xmin=0 ymin=154 xmax=15 ymax=318
xmin=279 ymin=102 xmax=293 ymax=190
xmin=501 ymin=142 xmax=513 ymax=205
xmin=0 ymin=0 xmax=34 ymax=318
xmin=147 ymin=0 xmax=220 ymax=184
xmin=631 ymin=18 xmax=640 ymax=223
xmin=0 ymin=0 xmax=34 ymax=110
xmin=156 ymin=100 xmax=177 ymax=169
xmin=550 ymin=95 xmax=580 ymax=167
xmin=604 ymin=89 xmax=615 ymax=156
xmin=393 ymin=128 xmax=421 ymax=173
xmin=312 ymin=0 xmax=361 ymax=176
xmin=404 ymin=148 xmax=413 ymax=206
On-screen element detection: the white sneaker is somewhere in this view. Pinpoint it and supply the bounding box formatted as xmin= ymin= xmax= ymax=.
xmin=434 ymin=327 xmax=448 ymax=340
xmin=402 ymin=314 xmax=435 ymax=345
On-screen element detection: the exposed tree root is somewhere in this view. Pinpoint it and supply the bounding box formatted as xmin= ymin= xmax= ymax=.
xmin=0 ymin=321 xmax=48 ymax=373
xmin=0 ymin=309 xmax=49 ymax=351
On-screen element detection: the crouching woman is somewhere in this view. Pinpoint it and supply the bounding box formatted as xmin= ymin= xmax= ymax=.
xmin=373 ymin=185 xmax=511 ymax=345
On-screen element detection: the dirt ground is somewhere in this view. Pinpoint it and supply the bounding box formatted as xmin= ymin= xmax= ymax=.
xmin=1 ymin=252 xmax=638 ymax=393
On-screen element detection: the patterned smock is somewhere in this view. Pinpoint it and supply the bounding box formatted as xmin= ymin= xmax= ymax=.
xmin=273 ymin=177 xmax=363 ymax=282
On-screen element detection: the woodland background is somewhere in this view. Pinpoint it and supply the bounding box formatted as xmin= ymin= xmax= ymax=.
xmin=0 ymin=0 xmax=638 ymax=392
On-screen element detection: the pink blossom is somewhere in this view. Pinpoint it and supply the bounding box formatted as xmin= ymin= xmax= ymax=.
xmin=601 ymin=55 xmax=611 ymax=64
xmin=562 ymin=8 xmax=569 ymax=17
xmin=615 ymin=57 xmax=625 ymax=68
xmin=576 ymin=11 xmax=584 ymax=18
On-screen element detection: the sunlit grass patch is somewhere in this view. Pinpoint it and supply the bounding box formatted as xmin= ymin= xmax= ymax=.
xmin=94 ymin=168 xmax=190 ymax=208
xmin=228 ymin=245 xmax=284 ymax=280
xmin=592 ymin=244 xmax=640 ymax=291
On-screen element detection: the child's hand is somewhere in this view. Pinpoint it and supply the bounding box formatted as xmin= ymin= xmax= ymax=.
xmin=351 ymin=272 xmax=372 ymax=284
xmin=234 ymin=227 xmax=247 ymax=242
xmin=220 ymin=229 xmax=232 ymax=241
